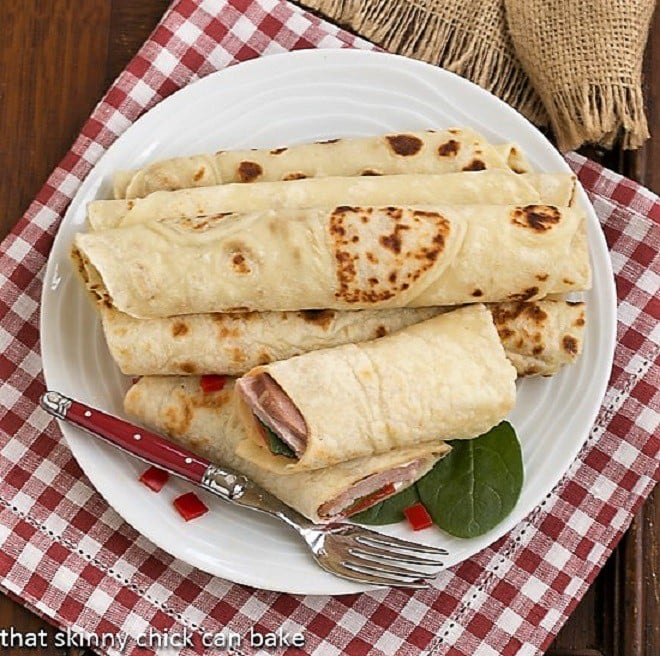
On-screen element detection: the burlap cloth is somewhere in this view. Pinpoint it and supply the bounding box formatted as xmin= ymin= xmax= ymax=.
xmin=297 ymin=0 xmax=655 ymax=151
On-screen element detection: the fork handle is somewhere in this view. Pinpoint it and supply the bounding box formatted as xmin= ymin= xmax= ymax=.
xmin=39 ymin=390 xmax=313 ymax=524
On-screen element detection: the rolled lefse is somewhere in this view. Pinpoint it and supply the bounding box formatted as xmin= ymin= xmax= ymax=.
xmin=493 ymin=143 xmax=531 ymax=174
xmin=72 ymin=204 xmax=591 ymax=318
xmin=233 ymin=305 xmax=518 ymax=474
xmin=112 ymin=128 xmax=518 ymax=199
xmin=124 ymin=376 xmax=450 ymax=523
xmin=491 ymin=300 xmax=586 ymax=376
xmin=98 ymin=300 xmax=585 ymax=377
xmin=89 ymin=171 xmax=576 ymax=231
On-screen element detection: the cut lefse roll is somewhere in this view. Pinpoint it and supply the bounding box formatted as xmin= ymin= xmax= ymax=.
xmin=72 ymin=204 xmax=590 ymax=318
xmin=112 ymin=128 xmax=522 ymax=199
xmin=98 ymin=300 xmax=585 ymax=377
xmin=89 ymin=171 xmax=575 ymax=231
xmin=234 ymin=305 xmax=518 ymax=474
xmin=124 ymin=377 xmax=450 ymax=523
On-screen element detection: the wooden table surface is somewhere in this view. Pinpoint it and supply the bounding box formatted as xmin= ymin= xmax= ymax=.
xmin=0 ymin=2 xmax=657 ymax=654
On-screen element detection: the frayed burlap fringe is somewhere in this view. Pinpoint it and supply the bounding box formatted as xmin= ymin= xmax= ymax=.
xmin=299 ymin=0 xmax=548 ymax=126
xmin=505 ymin=0 xmax=653 ymax=151
xmin=544 ymin=83 xmax=649 ymax=152
xmin=298 ymin=0 xmax=654 ymax=151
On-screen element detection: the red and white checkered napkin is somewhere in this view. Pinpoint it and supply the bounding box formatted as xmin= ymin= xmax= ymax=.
xmin=0 ymin=1 xmax=658 ymax=654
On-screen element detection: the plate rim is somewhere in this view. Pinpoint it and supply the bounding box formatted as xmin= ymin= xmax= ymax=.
xmin=40 ymin=48 xmax=617 ymax=595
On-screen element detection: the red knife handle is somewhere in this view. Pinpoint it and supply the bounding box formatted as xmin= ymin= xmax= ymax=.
xmin=40 ymin=390 xmax=209 ymax=483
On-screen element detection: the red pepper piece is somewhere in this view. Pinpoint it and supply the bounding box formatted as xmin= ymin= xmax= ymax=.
xmin=173 ymin=492 xmax=209 ymax=521
xmin=403 ymin=503 xmax=433 ymax=531
xmin=200 ymin=375 xmax=227 ymax=394
xmin=344 ymin=483 xmax=397 ymax=517
xmin=139 ymin=466 xmax=169 ymax=492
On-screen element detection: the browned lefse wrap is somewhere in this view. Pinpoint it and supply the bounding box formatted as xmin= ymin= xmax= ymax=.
xmin=234 ymin=305 xmax=517 ymax=474
xmin=124 ymin=377 xmax=450 ymax=523
xmin=96 ymin=300 xmax=585 ymax=378
xmin=72 ymin=203 xmax=590 ymax=318
xmin=112 ymin=128 xmax=528 ymax=199
xmin=89 ymin=171 xmax=576 ymax=231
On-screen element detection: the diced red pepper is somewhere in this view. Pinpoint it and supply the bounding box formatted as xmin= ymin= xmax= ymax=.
xmin=403 ymin=503 xmax=433 ymax=531
xmin=200 ymin=375 xmax=227 ymax=394
xmin=344 ymin=483 xmax=397 ymax=517
xmin=173 ymin=492 xmax=209 ymax=522
xmin=139 ymin=466 xmax=169 ymax=492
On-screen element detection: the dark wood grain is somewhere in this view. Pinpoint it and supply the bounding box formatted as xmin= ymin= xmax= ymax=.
xmin=0 ymin=2 xmax=657 ymax=655
xmin=0 ymin=0 xmax=111 ymax=242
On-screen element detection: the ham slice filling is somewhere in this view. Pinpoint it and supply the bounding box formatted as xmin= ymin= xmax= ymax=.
xmin=236 ymin=373 xmax=308 ymax=456
xmin=236 ymin=374 xmax=428 ymax=520
xmin=318 ymin=459 xmax=426 ymax=519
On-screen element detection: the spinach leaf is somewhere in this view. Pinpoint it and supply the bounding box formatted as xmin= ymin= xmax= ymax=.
xmin=417 ymin=422 xmax=523 ymax=538
xmin=352 ymin=422 xmax=523 ymax=538
xmin=259 ymin=420 xmax=296 ymax=458
xmin=351 ymin=484 xmax=420 ymax=525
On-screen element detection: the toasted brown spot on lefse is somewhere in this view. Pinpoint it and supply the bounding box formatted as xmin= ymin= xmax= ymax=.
xmin=270 ymin=147 xmax=288 ymax=155
xmin=190 ymin=388 xmax=233 ymax=411
xmin=361 ymin=169 xmax=382 ymax=176
xmin=193 ymin=167 xmax=205 ymax=181
xmin=508 ymin=147 xmax=527 ymax=174
xmin=237 ymin=161 xmax=263 ymax=182
xmin=386 ymin=134 xmax=423 ymax=156
xmin=127 ymin=200 xmax=135 ymax=210
xmin=472 ymin=289 xmax=483 ymax=297
xmin=283 ymin=172 xmax=307 ymax=181
xmin=172 ymin=321 xmax=188 ymax=337
xmin=375 ymin=325 xmax=387 ymax=338
xmin=563 ymin=335 xmax=578 ymax=356
xmin=563 ymin=278 xmax=574 ymax=285
xmin=179 ymin=362 xmax=197 ymax=375
xmin=300 ymin=309 xmax=335 ymax=329
xmin=231 ymin=347 xmax=245 ymax=364
xmin=491 ymin=301 xmax=548 ymax=326
xmin=380 ymin=222 xmax=409 ymax=254
xmin=231 ymin=253 xmax=251 ymax=275
xmin=574 ymin=312 xmax=586 ymax=327
xmin=163 ymin=401 xmax=193 ymax=438
xmin=330 ymin=205 xmax=449 ymax=304
xmin=508 ymin=287 xmax=540 ymax=302
xmin=511 ymin=205 xmax=561 ymax=232
xmin=532 ymin=345 xmax=544 ymax=355
xmin=437 ymin=140 xmax=460 ymax=157
xmin=462 ymin=159 xmax=486 ymax=171
xmin=257 ymin=350 xmax=272 ymax=365
xmin=216 ymin=322 xmax=240 ymax=338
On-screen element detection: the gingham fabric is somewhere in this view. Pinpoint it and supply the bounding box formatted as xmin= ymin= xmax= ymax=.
xmin=0 ymin=0 xmax=658 ymax=654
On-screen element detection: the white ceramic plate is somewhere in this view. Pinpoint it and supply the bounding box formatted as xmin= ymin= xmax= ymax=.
xmin=41 ymin=49 xmax=616 ymax=595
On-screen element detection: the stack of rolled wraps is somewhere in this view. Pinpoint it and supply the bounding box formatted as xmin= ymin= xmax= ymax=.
xmin=71 ymin=128 xmax=590 ymax=523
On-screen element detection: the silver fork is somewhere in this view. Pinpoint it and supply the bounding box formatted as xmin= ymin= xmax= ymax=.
xmin=41 ymin=390 xmax=447 ymax=588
